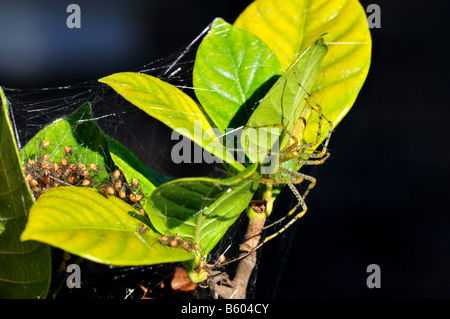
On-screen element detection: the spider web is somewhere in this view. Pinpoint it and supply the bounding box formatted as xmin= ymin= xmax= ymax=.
xmin=2 ymin=22 xmax=290 ymax=299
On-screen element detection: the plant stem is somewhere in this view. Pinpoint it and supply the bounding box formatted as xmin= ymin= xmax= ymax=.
xmin=231 ymin=207 xmax=266 ymax=298
xmin=214 ymin=184 xmax=271 ymax=299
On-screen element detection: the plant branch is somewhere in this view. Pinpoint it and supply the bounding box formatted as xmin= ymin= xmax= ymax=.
xmin=211 ymin=194 xmax=270 ymax=299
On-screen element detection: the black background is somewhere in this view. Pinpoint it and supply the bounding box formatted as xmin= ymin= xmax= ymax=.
xmin=0 ymin=0 xmax=449 ymax=299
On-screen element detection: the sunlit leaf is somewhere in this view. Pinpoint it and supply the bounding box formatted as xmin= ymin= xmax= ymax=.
xmin=20 ymin=187 xmax=193 ymax=266
xmin=20 ymin=102 xmax=115 ymax=182
xmin=0 ymin=87 xmax=51 ymax=299
xmin=235 ymin=0 xmax=372 ymax=132
xmin=193 ymin=18 xmax=282 ymax=132
xmin=99 ymin=72 xmax=245 ymax=172
xmin=108 ymin=136 xmax=157 ymax=208
xmin=242 ymin=38 xmax=328 ymax=165
xmin=147 ymin=164 xmax=259 ymax=256
xmin=108 ymin=136 xmax=153 ymax=183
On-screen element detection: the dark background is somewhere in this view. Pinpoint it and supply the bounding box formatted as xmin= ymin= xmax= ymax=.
xmin=0 ymin=0 xmax=449 ymax=299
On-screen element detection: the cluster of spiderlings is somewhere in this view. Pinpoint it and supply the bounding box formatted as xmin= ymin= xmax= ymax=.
xmin=99 ymin=169 xmax=146 ymax=214
xmin=160 ymin=234 xmax=200 ymax=253
xmin=23 ymin=141 xmax=101 ymax=199
xmin=159 ymin=234 xmax=227 ymax=270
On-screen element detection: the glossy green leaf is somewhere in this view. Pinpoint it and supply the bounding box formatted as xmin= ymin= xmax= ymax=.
xmin=20 ymin=102 xmax=115 ymax=182
xmin=0 ymin=87 xmax=51 ymax=299
xmin=20 ymin=187 xmax=193 ymax=265
xmin=99 ymin=72 xmax=245 ymax=172
xmin=242 ymin=38 xmax=328 ymax=165
xmin=235 ymin=0 xmax=372 ymax=134
xmin=193 ymin=18 xmax=282 ymax=132
xmin=146 ymin=164 xmax=259 ymax=256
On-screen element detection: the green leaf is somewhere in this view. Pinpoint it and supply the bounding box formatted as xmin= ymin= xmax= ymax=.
xmin=146 ymin=164 xmax=259 ymax=256
xmin=20 ymin=102 xmax=115 ymax=182
xmin=108 ymin=136 xmax=157 ymax=208
xmin=0 ymin=87 xmax=51 ymax=299
xmin=20 ymin=187 xmax=193 ymax=266
xmin=235 ymin=0 xmax=372 ymax=133
xmin=99 ymin=72 xmax=245 ymax=172
xmin=193 ymin=18 xmax=282 ymax=132
xmin=108 ymin=136 xmax=153 ymax=183
xmin=242 ymin=38 xmax=328 ymax=165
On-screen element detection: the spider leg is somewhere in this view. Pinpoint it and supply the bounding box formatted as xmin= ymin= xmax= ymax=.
xmin=223 ymin=182 xmax=308 ymax=266
xmin=221 ymin=78 xmax=334 ymax=267
xmin=277 ymin=167 xmax=316 ymax=188
xmin=245 ymin=123 xmax=306 ymax=157
xmin=292 ymin=151 xmax=331 ymax=166
xmin=252 ymin=184 xmax=307 ymax=252
xmin=257 ymin=168 xmax=314 ymax=232
xmin=288 ymin=98 xmax=333 ymax=157
xmin=237 ymin=166 xmax=317 ymax=242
